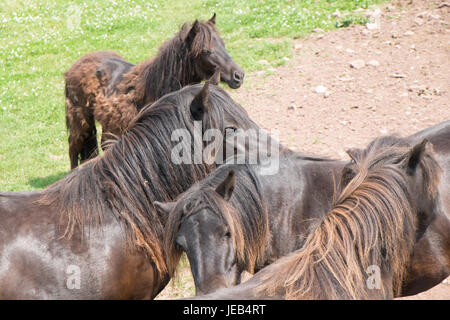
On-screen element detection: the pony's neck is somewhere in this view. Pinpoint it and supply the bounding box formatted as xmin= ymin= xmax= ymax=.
xmin=134 ymin=37 xmax=200 ymax=107
xmin=253 ymin=149 xmax=342 ymax=263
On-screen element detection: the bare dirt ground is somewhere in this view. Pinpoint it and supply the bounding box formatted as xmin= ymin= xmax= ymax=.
xmin=158 ymin=0 xmax=450 ymax=299
xmin=237 ymin=0 xmax=450 ymax=300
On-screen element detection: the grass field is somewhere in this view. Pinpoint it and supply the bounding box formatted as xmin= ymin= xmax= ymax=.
xmin=0 ymin=0 xmax=387 ymax=191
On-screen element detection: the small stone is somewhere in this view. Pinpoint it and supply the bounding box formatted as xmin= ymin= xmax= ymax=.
xmin=416 ymin=11 xmax=427 ymax=19
xmin=366 ymin=22 xmax=380 ymax=30
xmin=338 ymin=76 xmax=353 ymax=82
xmin=288 ymin=104 xmax=297 ymax=111
xmin=314 ymin=85 xmax=328 ymax=94
xmin=367 ymin=60 xmax=380 ymax=67
xmin=350 ymin=59 xmax=365 ymax=69
xmin=433 ymin=88 xmax=442 ymax=95
xmin=391 ymin=32 xmax=398 ymax=38
xmin=428 ymin=14 xmax=441 ymax=20
xmin=361 ymin=29 xmax=371 ymax=36
xmin=294 ymin=44 xmax=303 ymax=50
xmin=345 ymin=48 xmax=355 ymax=53
xmin=404 ymin=31 xmax=415 ymax=36
xmin=267 ymin=67 xmax=276 ymax=73
xmin=282 ymin=57 xmax=289 ymax=62
xmin=312 ymin=28 xmax=324 ymax=33
xmin=332 ymin=9 xmax=341 ymax=18
xmin=257 ymin=59 xmax=269 ymax=65
xmin=408 ymin=85 xmax=426 ymax=92
xmin=414 ymin=17 xmax=424 ymax=25
xmin=391 ymin=74 xmax=406 ymax=78
xmin=324 ymin=91 xmax=331 ymax=98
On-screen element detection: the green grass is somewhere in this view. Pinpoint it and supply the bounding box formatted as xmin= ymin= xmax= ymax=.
xmin=0 ymin=0 xmax=387 ymax=191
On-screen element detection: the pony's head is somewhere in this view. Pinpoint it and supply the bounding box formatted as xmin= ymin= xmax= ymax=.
xmin=184 ymin=14 xmax=244 ymax=89
xmin=340 ymin=136 xmax=441 ymax=242
xmin=255 ymin=136 xmax=441 ymax=299
xmin=155 ymin=164 xmax=268 ymax=295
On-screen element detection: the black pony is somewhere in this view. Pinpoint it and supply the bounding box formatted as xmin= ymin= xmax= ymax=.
xmin=0 ymin=83 xmax=256 ymax=299
xmin=188 ymin=136 xmax=441 ymax=299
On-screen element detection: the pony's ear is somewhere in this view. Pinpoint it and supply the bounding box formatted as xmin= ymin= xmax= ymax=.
xmin=185 ymin=20 xmax=199 ymax=44
xmin=153 ymin=201 xmax=176 ymax=215
xmin=345 ymin=148 xmax=360 ymax=162
xmin=404 ymin=139 xmax=429 ymax=175
xmin=95 ymin=67 xmax=106 ymax=80
xmin=215 ymin=170 xmax=236 ymax=201
xmin=208 ymin=68 xmax=220 ymax=86
xmin=209 ymin=13 xmax=216 ymax=24
xmin=190 ymin=82 xmax=211 ymax=121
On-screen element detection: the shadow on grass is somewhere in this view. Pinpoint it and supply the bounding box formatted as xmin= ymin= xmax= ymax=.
xmin=28 ymin=171 xmax=69 ymax=189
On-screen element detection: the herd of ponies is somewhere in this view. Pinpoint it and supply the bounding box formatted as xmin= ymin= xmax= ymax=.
xmin=0 ymin=15 xmax=448 ymax=300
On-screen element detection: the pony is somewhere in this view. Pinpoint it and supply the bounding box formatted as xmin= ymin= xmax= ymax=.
xmin=0 ymin=82 xmax=256 ymax=299
xmin=348 ymin=120 xmax=450 ymax=295
xmin=188 ymin=136 xmax=441 ymax=299
xmin=157 ymin=149 xmax=344 ymax=295
xmin=157 ymin=121 xmax=450 ymax=297
xmin=64 ymin=14 xmax=244 ymax=169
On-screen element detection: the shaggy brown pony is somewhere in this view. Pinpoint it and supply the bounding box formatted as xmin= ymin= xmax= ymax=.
xmin=190 ymin=137 xmax=441 ymax=299
xmin=65 ymin=14 xmax=244 ymax=169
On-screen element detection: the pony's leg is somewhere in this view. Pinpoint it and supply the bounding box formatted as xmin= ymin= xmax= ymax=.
xmin=68 ymin=131 xmax=84 ymax=169
xmin=80 ymin=122 xmax=99 ymax=164
xmin=66 ymin=100 xmax=97 ymax=169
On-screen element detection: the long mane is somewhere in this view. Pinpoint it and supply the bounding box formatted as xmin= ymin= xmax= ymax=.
xmin=164 ymin=163 xmax=269 ymax=274
xmin=257 ymin=136 xmax=440 ymax=299
xmin=119 ymin=20 xmax=218 ymax=108
xmin=39 ymin=84 xmax=255 ymax=275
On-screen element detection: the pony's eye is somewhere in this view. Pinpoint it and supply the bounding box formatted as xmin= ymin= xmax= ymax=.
xmin=202 ymin=49 xmax=212 ymax=55
xmin=225 ymin=231 xmax=231 ymax=239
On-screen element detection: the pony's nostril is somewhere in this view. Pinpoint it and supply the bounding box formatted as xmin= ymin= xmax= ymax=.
xmin=233 ymin=71 xmax=244 ymax=82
